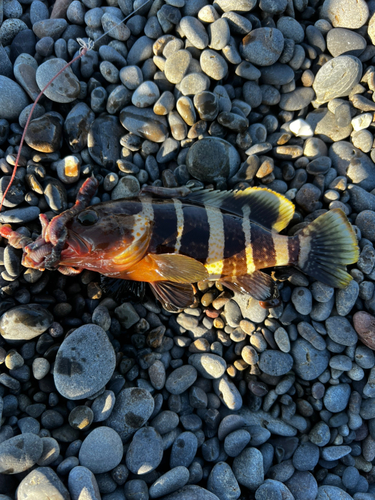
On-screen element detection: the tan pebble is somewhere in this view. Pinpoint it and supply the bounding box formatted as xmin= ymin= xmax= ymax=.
xmin=353 ymin=311 xmax=375 ymax=350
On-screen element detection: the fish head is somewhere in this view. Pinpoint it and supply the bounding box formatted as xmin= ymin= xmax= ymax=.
xmin=59 ymin=203 xmax=148 ymax=272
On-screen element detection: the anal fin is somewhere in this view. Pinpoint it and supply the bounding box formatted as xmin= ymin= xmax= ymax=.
xmin=220 ymin=270 xmax=279 ymax=302
xmin=149 ymin=281 xmax=195 ymax=312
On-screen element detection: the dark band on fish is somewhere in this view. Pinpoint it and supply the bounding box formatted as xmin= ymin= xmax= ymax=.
xmin=288 ymin=235 xmax=300 ymax=266
xmin=179 ymin=205 xmax=210 ymax=264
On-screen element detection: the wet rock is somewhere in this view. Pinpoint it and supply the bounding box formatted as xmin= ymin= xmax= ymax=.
xmin=25 ymin=112 xmax=63 ymax=153
xmin=120 ymin=105 xmax=169 ymax=142
xmin=88 ymin=115 xmax=123 ymax=169
xmin=63 ymin=102 xmax=95 ymax=153
xmin=186 ymin=137 xmax=240 ymax=181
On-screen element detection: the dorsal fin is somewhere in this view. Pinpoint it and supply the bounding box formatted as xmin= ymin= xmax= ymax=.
xmin=182 ymin=187 xmax=295 ymax=232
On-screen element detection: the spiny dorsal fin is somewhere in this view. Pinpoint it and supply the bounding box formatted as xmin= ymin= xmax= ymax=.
xmin=182 ymin=187 xmax=294 ymax=232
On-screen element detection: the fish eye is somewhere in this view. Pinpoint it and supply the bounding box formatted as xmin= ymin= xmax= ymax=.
xmin=77 ymin=210 xmax=99 ymax=226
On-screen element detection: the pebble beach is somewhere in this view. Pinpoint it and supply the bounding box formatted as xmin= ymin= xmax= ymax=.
xmin=1 ymin=0 xmax=375 ymax=499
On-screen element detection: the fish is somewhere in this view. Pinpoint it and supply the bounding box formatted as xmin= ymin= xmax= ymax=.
xmin=0 ymin=177 xmax=359 ymax=312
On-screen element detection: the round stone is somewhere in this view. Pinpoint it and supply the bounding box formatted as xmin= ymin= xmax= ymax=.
xmin=313 ymin=55 xmax=362 ymax=104
xmin=0 ymin=76 xmax=29 ymax=121
xmin=324 ymin=384 xmax=351 ymax=412
xmin=291 ymin=339 xmax=330 ymax=381
xmin=36 ymin=58 xmax=80 ymax=103
xmin=232 ymin=447 xmax=264 ymax=491
xmin=179 ymin=16 xmax=208 ymax=49
xmin=120 ymin=106 xmax=169 ymax=142
xmin=54 ymin=324 xmax=116 ymax=400
xmin=189 ymin=353 xmax=227 ymax=379
xmin=280 ymin=88 xmax=315 ymax=111
xmin=165 ymin=365 xmax=197 ymax=394
xmin=320 ymin=0 xmax=369 ymax=28
xmin=241 ymin=27 xmax=284 ymax=66
xmin=186 ymin=137 xmax=240 ymax=182
xmin=79 ymin=427 xmax=123 ymax=474
xmin=126 ymin=427 xmax=163 ymax=475
xmin=259 ymin=351 xmax=294 ymax=376
xmin=0 ymin=304 xmax=53 ymax=341
xmin=105 ymin=387 xmax=154 ymax=441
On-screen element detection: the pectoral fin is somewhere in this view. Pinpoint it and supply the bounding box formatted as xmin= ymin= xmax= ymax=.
xmin=100 ymin=276 xmax=146 ymax=302
xmin=125 ymin=253 xmax=208 ymax=283
xmin=149 ymin=281 xmax=195 ymax=312
xmin=221 ymin=270 xmax=279 ymax=301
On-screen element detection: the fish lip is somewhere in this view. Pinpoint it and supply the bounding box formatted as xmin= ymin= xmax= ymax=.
xmin=61 ymin=230 xmax=91 ymax=259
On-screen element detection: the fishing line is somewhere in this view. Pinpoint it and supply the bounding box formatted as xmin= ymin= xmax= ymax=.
xmin=0 ymin=0 xmax=153 ymax=212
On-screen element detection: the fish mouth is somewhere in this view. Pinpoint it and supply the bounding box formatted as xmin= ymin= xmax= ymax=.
xmin=60 ymin=230 xmax=91 ymax=261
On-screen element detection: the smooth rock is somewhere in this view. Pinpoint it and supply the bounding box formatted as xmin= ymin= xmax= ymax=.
xmin=79 ymin=427 xmax=123 ymax=474
xmin=126 ymin=427 xmax=163 ymax=475
xmin=0 ymin=433 xmax=43 ymax=474
xmin=17 ymin=467 xmax=69 ymax=499
xmin=241 ymin=27 xmax=284 ymax=66
xmin=120 ymin=106 xmax=169 ymax=142
xmin=291 ymin=339 xmax=330 ymax=380
xmin=0 ymin=76 xmax=29 ymax=121
xmin=186 ymin=137 xmax=240 ymax=181
xmin=105 ymin=387 xmax=154 ymax=441
xmin=0 ymin=304 xmax=53 ymax=341
xmin=54 ymin=324 xmax=116 ymax=400
xmin=36 ymin=58 xmax=80 ymax=103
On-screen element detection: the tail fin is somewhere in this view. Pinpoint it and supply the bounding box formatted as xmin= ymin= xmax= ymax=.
xmin=296 ymin=208 xmax=359 ymax=288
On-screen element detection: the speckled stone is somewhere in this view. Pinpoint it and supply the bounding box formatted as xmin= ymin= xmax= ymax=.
xmin=313 ymin=55 xmax=362 ymax=104
xmin=17 ymin=467 xmax=69 ymax=499
xmin=79 ymin=427 xmax=123 ymax=474
xmin=0 ymin=433 xmax=43 ymax=474
xmin=320 ymin=0 xmax=369 ymax=29
xmin=54 ymin=324 xmax=116 ymax=400
xmin=36 ymin=58 xmax=80 ymax=103
xmin=105 ymin=387 xmax=155 ymax=441
xmin=241 ymin=27 xmax=284 ymax=66
xmin=0 ymin=304 xmax=53 ymax=341
xmin=126 ymin=426 xmax=163 ymax=475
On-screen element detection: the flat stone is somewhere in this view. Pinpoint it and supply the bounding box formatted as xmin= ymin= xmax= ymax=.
xmin=54 ymin=324 xmax=116 ymax=400
xmin=259 ymin=351 xmax=294 ymax=376
xmin=165 ymin=50 xmax=191 ymax=84
xmin=313 ymin=55 xmax=362 ymax=104
xmin=32 ymin=19 xmax=68 ymax=39
xmin=280 ymin=87 xmax=316 ymax=111
xmin=17 ymin=467 xmax=69 ymax=499
xmin=306 ymin=108 xmax=353 ymax=142
xmin=291 ymin=339 xmax=330 ymax=381
xmin=200 ymin=49 xmax=228 ymax=80
xmin=327 ymin=28 xmax=366 ymax=57
xmin=325 ymin=316 xmax=358 ymax=346
xmin=180 ymin=16 xmax=208 ymax=49
xmin=330 ymin=141 xmax=375 ymax=191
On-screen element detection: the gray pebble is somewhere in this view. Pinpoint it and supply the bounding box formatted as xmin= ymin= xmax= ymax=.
xmin=132 ymin=81 xmax=160 ymax=108
xmin=321 ymin=445 xmax=352 ymax=461
xmin=286 ymin=471 xmax=318 ymax=500
xmin=291 ymin=339 xmax=330 ymax=380
xmin=126 ymin=426 xmax=163 ymax=475
xmin=170 ymin=432 xmax=198 ymax=468
xmin=291 ymin=287 xmax=313 ymax=315
xmin=0 ymin=76 xmax=29 ymax=121
xmin=259 ymin=351 xmax=293 ymax=376
xmin=213 ymin=376 xmax=243 ymax=410
xmin=293 ymin=442 xmax=319 ymax=471
xmin=165 ymin=365 xmax=197 ymax=394
xmin=68 ymin=466 xmax=101 ymax=500
xmin=336 ymin=280 xmax=359 ymax=315
xmin=79 ymin=427 xmax=122 ymax=474
xmin=0 ymin=433 xmax=43 ymax=474
xmin=189 ymin=353 xmax=226 ymax=379
xmin=36 ymin=59 xmax=80 ymax=103
xmin=224 ymin=429 xmax=251 ymax=457
xmin=313 ymin=55 xmax=362 ymax=104
xmin=324 ymin=384 xmax=351 ymax=413
xmin=149 ymin=466 xmax=189 ymax=498
xmin=200 ymin=49 xmax=228 ymax=80
xmin=0 ymin=304 xmax=53 ymax=341
xmin=54 ymin=324 xmax=116 ymax=400
xmin=207 ymin=462 xmax=240 ymax=500
xmin=232 ymin=447 xmax=264 ymax=491
xmin=91 ymin=391 xmax=115 ymax=422
xmin=325 ymin=316 xmax=358 ymax=346
xmin=241 ymin=27 xmax=284 ymax=66
xmin=180 ymin=16 xmax=208 ymax=49
xmin=106 ymin=387 xmax=154 ymax=441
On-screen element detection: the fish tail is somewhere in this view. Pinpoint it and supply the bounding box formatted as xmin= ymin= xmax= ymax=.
xmin=294 ymin=208 xmax=359 ymax=288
